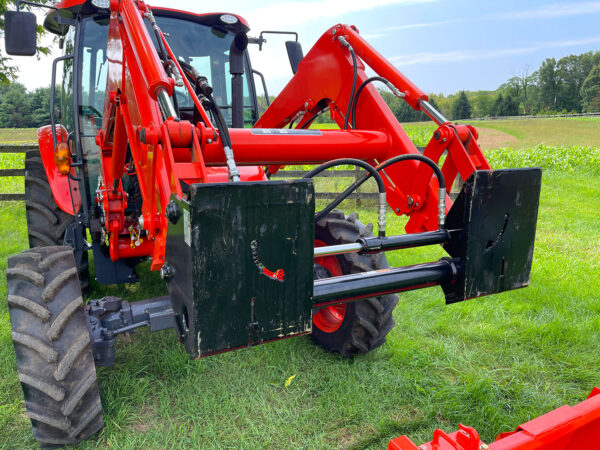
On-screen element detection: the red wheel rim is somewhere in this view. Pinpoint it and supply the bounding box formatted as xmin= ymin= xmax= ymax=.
xmin=313 ymin=239 xmax=347 ymax=333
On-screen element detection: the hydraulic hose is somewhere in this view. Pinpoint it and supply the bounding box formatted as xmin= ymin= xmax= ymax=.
xmin=350 ymin=76 xmax=405 ymax=129
xmin=337 ymin=36 xmax=357 ymax=130
xmin=303 ymin=158 xmax=387 ymax=237
xmin=205 ymin=90 xmax=240 ymax=182
xmin=314 ymin=154 xmax=447 ymax=229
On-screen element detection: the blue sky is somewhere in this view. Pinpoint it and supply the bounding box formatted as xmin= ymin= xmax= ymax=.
xmin=14 ymin=0 xmax=600 ymax=95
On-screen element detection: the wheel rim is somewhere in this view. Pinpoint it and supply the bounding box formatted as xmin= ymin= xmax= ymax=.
xmin=313 ymin=239 xmax=347 ymax=333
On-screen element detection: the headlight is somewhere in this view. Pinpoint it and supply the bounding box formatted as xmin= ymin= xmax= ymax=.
xmin=91 ymin=0 xmax=110 ymax=9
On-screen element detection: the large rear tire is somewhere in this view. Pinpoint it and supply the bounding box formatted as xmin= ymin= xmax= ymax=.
xmin=312 ymin=211 xmax=398 ymax=357
xmin=24 ymin=149 xmax=89 ymax=293
xmin=6 ymin=247 xmax=104 ymax=447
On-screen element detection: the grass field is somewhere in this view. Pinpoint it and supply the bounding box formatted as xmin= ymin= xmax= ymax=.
xmin=0 ymin=120 xmax=599 ymax=448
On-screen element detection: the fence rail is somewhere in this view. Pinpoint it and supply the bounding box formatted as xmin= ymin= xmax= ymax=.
xmin=465 ymin=112 xmax=600 ymax=121
xmin=0 ymin=144 xmax=36 ymax=201
xmin=0 ymin=144 xmax=424 ymax=204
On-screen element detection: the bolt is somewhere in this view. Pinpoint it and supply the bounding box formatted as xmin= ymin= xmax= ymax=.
xmin=407 ymin=196 xmax=414 ymax=206
xmin=207 ymin=138 xmax=213 ymax=144
xmin=165 ymin=201 xmax=181 ymax=224
xmin=433 ymin=131 xmax=441 ymax=140
xmin=442 ymin=137 xmax=447 ymax=142
xmin=160 ymin=262 xmax=175 ymax=281
xmin=332 ymin=28 xmax=337 ymax=35
xmin=395 ymin=208 xmax=400 ymax=213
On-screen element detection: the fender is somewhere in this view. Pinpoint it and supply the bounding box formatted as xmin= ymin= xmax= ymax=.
xmin=37 ymin=125 xmax=82 ymax=215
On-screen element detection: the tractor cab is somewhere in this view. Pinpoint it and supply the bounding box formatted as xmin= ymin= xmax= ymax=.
xmin=42 ymin=3 xmax=261 ymax=225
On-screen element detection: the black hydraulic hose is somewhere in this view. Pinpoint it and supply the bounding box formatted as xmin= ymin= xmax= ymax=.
xmin=351 ymin=76 xmax=404 ymax=129
xmin=337 ymin=36 xmax=357 ymax=130
xmin=303 ymin=158 xmax=386 ymax=193
xmin=300 ymin=110 xmax=324 ymax=129
xmin=314 ymin=154 xmax=447 ymax=229
xmin=303 ymin=158 xmax=387 ymax=236
xmin=379 ymin=154 xmax=445 ymax=189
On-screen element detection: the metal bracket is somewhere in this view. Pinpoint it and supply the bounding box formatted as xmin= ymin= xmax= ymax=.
xmin=87 ymin=296 xmax=175 ymax=366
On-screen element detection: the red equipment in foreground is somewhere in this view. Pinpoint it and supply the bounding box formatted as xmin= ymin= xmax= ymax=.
xmin=390 ymin=388 xmax=600 ymax=449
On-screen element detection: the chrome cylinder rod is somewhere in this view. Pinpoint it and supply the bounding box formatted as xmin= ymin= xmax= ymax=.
xmin=314 ymin=243 xmax=362 ymax=258
xmin=157 ymin=87 xmax=178 ymax=120
xmin=419 ymin=99 xmax=448 ymax=126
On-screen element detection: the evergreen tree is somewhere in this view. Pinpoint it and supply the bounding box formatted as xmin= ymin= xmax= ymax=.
xmin=30 ymin=87 xmax=51 ymax=127
xmin=0 ymin=83 xmax=33 ymax=127
xmin=581 ymin=65 xmax=600 ymax=112
xmin=451 ymin=91 xmax=471 ymax=120
xmin=503 ymin=95 xmax=519 ymax=116
xmin=538 ymin=58 xmax=558 ymax=111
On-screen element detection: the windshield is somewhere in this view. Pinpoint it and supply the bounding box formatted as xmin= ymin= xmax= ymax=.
xmin=150 ymin=16 xmax=256 ymax=127
xmin=78 ymin=14 xmax=257 ymax=130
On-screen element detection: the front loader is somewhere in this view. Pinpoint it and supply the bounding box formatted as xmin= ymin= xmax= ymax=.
xmin=2 ymin=0 xmax=549 ymax=446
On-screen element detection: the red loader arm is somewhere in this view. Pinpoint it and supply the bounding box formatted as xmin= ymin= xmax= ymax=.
xmin=256 ymin=24 xmax=490 ymax=233
xmin=95 ymin=1 xmax=490 ymax=270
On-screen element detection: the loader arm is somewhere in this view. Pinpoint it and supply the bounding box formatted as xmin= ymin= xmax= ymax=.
xmin=87 ymin=2 xmax=491 ymax=272
xmin=256 ymin=24 xmax=490 ymax=232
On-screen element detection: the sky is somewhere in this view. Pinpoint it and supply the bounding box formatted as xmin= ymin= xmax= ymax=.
xmin=9 ymin=0 xmax=600 ymax=95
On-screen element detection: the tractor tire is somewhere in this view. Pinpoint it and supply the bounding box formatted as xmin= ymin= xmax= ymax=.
xmin=312 ymin=210 xmax=398 ymax=357
xmin=24 ymin=150 xmax=89 ymax=293
xmin=6 ymin=246 xmax=104 ymax=447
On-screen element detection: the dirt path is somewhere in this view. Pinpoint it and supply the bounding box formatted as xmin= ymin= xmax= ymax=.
xmin=475 ymin=127 xmax=518 ymax=149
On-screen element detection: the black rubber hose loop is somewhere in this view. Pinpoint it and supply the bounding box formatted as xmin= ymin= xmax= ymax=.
xmin=313 ymin=154 xmax=446 ymax=225
xmin=302 ymin=158 xmax=386 ymax=194
xmin=351 ymin=76 xmax=391 ymax=129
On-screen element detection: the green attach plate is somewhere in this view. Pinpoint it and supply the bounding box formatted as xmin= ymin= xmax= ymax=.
xmin=165 ymin=179 xmax=315 ymax=358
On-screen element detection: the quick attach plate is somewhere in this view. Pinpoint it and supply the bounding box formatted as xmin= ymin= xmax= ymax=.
xmin=165 ymin=179 xmax=315 ymax=358
xmin=442 ymin=168 xmax=542 ymax=303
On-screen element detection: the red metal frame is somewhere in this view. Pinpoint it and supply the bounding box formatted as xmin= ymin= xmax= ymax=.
xmin=313 ymin=239 xmax=347 ymax=333
xmin=44 ymin=0 xmax=490 ymax=272
xmin=389 ymin=388 xmax=600 ymax=449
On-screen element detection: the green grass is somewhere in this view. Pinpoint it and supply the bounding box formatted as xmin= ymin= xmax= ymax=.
xmin=0 ymin=125 xmax=599 ymax=448
xmin=1 ymin=169 xmax=598 ymax=449
xmin=0 ymin=128 xmax=37 ymax=144
xmin=470 ymin=117 xmax=600 ymax=148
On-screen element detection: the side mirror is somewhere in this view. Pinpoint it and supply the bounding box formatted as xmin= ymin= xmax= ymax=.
xmin=4 ymin=11 xmax=37 ymax=56
xmin=285 ymin=41 xmax=303 ymax=74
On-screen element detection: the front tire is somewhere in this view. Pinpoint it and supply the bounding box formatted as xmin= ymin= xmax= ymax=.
xmin=24 ymin=149 xmax=89 ymax=293
xmin=312 ymin=211 xmax=398 ymax=357
xmin=6 ymin=247 xmax=104 ymax=447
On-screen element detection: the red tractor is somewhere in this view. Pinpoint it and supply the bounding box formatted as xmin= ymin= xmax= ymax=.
xmin=3 ymin=0 xmax=547 ymax=447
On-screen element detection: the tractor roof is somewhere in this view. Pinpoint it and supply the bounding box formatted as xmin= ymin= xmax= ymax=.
xmin=44 ymin=0 xmax=249 ymax=35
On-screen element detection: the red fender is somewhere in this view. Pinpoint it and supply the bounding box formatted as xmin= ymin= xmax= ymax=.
xmin=37 ymin=125 xmax=82 ymax=215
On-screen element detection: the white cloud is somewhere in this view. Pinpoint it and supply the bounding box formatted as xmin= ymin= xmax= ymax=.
xmin=496 ymin=1 xmax=600 ymax=19
xmin=380 ymin=18 xmax=465 ymax=32
xmin=389 ymin=35 xmax=600 ymax=67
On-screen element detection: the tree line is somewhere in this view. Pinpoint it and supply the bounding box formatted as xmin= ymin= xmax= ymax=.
xmin=3 ymin=50 xmax=600 ymax=127
xmin=383 ymin=50 xmax=600 ymax=121
xmin=0 ymin=83 xmax=51 ymax=128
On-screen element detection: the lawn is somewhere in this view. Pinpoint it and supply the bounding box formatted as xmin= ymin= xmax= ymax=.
xmin=405 ymin=116 xmax=600 ymax=149
xmin=0 ymin=124 xmax=599 ymax=448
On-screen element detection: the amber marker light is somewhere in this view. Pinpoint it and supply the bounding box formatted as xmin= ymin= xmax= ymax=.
xmin=54 ymin=142 xmax=71 ymax=175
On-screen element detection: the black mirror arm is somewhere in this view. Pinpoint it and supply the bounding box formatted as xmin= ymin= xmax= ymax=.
xmin=16 ymin=0 xmax=58 ymax=11
xmin=255 ymin=31 xmax=298 ymax=51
